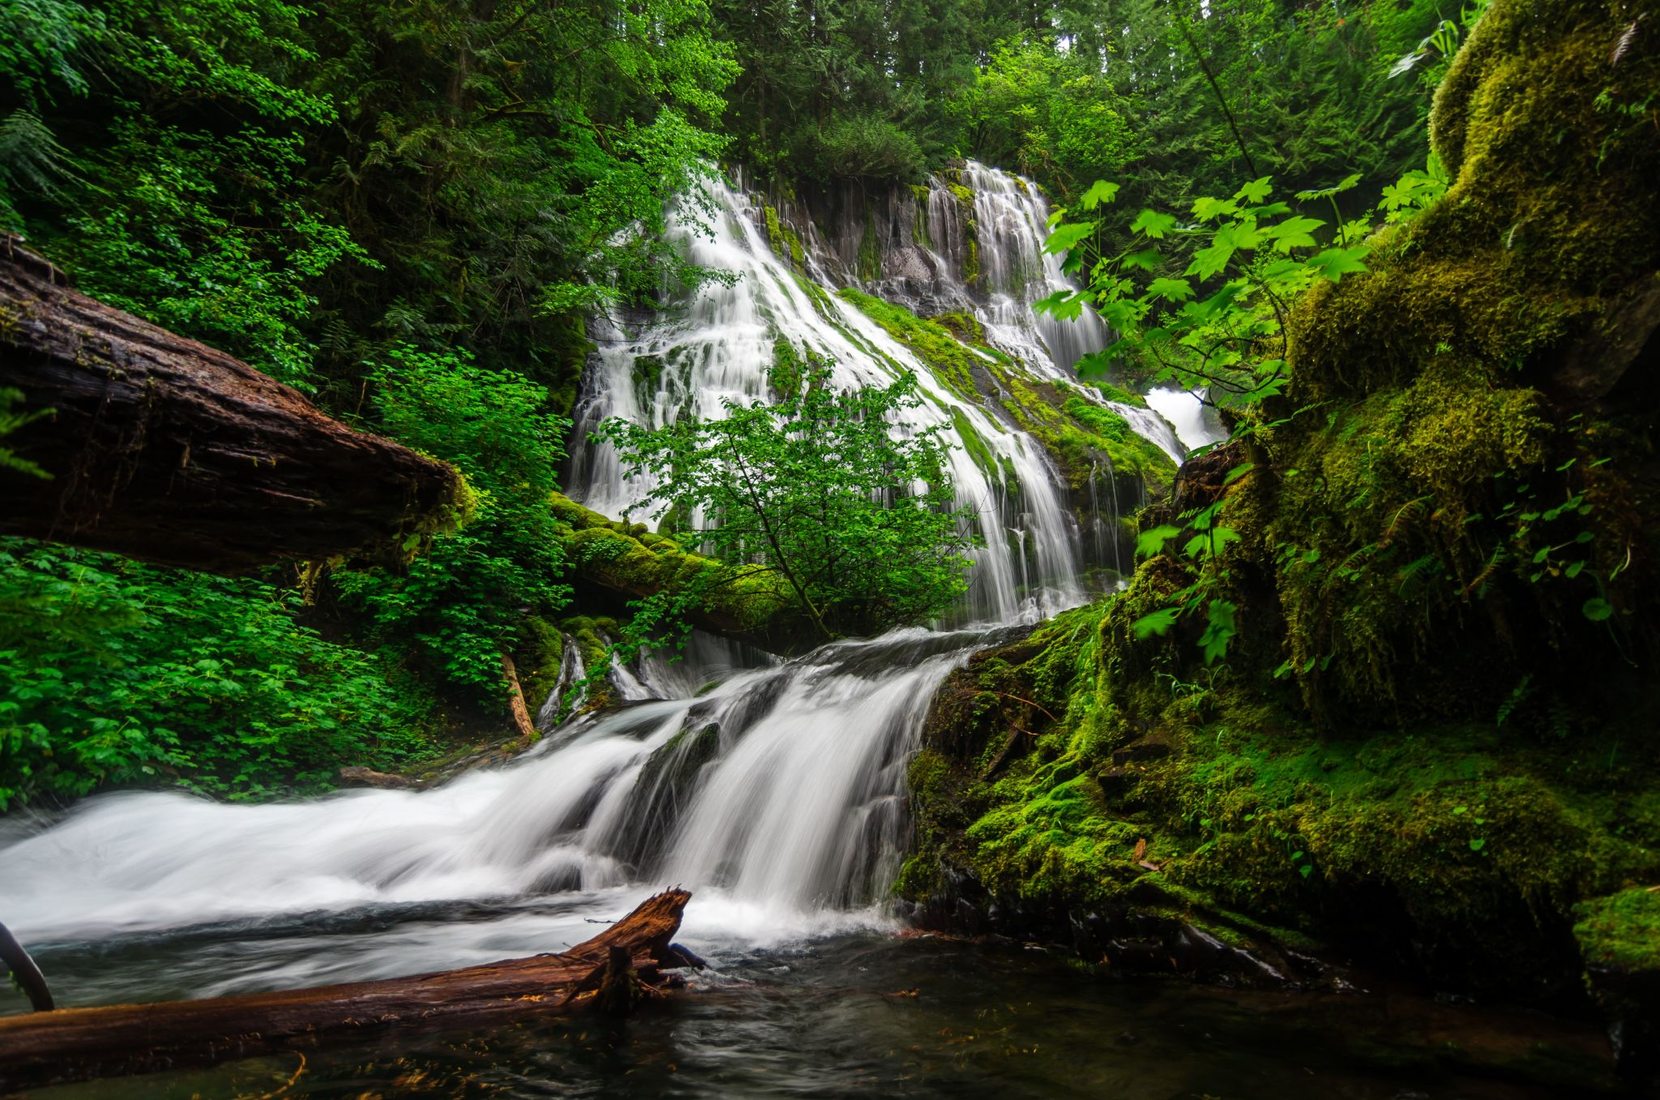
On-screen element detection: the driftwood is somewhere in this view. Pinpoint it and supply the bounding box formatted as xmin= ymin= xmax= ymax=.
xmin=0 ymin=235 xmax=465 ymax=573
xmin=0 ymin=888 xmax=694 ymax=1091
xmin=0 ymin=922 xmax=53 ymax=1013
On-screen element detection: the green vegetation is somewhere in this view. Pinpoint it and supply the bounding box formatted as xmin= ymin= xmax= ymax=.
xmin=598 ymin=355 xmax=975 ymax=639
xmin=837 ymin=288 xmax=1175 ymax=495
xmin=0 ymin=0 xmax=735 ymax=804
xmin=903 ymin=0 xmax=1660 ymax=1064
xmin=0 ymin=542 xmax=437 ymax=809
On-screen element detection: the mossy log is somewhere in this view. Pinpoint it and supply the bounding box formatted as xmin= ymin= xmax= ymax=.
xmin=0 ymin=889 xmax=694 ymax=1091
xmin=0 ymin=236 xmax=466 ymax=572
xmin=551 ymin=492 xmax=818 ymax=652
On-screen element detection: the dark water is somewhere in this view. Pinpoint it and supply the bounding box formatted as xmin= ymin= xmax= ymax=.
xmin=7 ymin=922 xmax=1623 ymax=1099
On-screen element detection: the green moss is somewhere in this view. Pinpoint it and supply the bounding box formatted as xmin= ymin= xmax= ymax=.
xmin=857 ymin=216 xmax=883 ymax=282
xmin=836 ymin=288 xmax=983 ymax=402
xmin=930 ymin=310 xmax=985 ymax=344
xmin=834 ymin=289 xmax=1173 ymax=500
xmin=910 ymin=608 xmax=1660 ymax=996
xmin=549 ymin=491 xmax=810 ymax=644
xmin=763 ymin=204 xmax=806 ymax=271
xmin=1575 ymin=888 xmax=1660 ymax=972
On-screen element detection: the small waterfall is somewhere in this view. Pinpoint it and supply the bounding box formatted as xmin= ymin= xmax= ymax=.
xmin=0 ymin=630 xmax=995 ymax=950
xmin=924 ymin=161 xmax=1109 ymax=377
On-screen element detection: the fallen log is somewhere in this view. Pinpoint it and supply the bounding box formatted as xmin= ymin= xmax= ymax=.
xmin=0 ymin=922 xmax=53 ymax=1013
xmin=0 ymin=888 xmax=694 ymax=1091
xmin=0 ymin=235 xmax=466 ymax=573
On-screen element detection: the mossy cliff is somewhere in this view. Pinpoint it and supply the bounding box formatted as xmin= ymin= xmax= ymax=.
xmin=836 ymin=288 xmax=1175 ymax=527
xmin=904 ymin=0 xmax=1660 ymax=1080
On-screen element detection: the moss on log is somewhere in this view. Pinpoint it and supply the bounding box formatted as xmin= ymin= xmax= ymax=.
xmin=0 ymin=236 xmax=467 ymax=572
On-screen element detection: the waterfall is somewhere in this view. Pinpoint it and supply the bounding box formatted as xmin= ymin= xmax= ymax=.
xmin=567 ymin=169 xmax=1092 ymax=624
xmin=0 ymin=164 xmax=1201 ymax=973
xmin=0 ymin=629 xmax=1001 ymax=960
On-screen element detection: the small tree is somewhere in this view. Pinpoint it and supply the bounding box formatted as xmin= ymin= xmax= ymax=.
xmin=598 ymin=356 xmax=974 ymax=640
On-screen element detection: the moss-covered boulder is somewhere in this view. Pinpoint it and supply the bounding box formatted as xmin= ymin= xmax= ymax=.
xmin=550 ymin=492 xmax=817 ymax=653
xmin=1249 ymin=0 xmax=1660 ymax=719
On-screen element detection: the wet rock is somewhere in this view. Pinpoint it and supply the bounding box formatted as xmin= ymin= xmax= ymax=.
xmin=337 ymin=766 xmax=419 ymax=790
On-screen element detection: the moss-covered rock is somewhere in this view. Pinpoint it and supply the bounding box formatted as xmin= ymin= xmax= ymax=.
xmin=835 ymin=288 xmax=1176 ymax=501
xmin=904 ymin=3 xmax=1660 ymax=1074
xmin=550 ymin=492 xmax=816 ymax=653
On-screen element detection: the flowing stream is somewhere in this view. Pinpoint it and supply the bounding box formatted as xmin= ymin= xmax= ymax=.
xmin=0 ymin=166 xmax=1599 ymax=1097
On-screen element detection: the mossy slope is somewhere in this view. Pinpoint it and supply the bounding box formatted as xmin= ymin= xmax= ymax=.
xmin=905 ymin=0 xmax=1660 ymax=1076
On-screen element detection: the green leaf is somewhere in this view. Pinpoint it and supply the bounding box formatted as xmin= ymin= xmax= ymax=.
xmin=1145 ymin=277 xmax=1195 ymax=302
xmin=1131 ymin=209 xmax=1178 ymax=239
xmin=1295 ymin=173 xmax=1362 ymax=201
xmin=1197 ymin=599 xmax=1237 ymax=664
xmin=1136 ymin=524 xmax=1184 ymax=557
xmin=1191 ymin=195 xmax=1239 ymax=221
xmin=1034 ymin=289 xmax=1086 ymax=320
xmin=1185 ymin=242 xmax=1235 ymax=280
xmin=1306 ymin=246 xmax=1370 ymax=282
xmin=1214 ymin=221 xmax=1262 ymax=252
xmin=1077 ymin=180 xmax=1120 ymax=211
xmin=1469 ymin=838 xmax=1486 ymax=852
xmin=1120 ymin=248 xmax=1162 ymax=272
xmin=1131 ymin=607 xmax=1181 ymax=639
xmin=1044 ymin=221 xmax=1096 ymax=255
xmin=1582 ymin=597 xmax=1614 ymax=622
xmin=1263 ymin=215 xmax=1324 ymax=252
xmin=1233 ymin=177 xmax=1273 ymax=204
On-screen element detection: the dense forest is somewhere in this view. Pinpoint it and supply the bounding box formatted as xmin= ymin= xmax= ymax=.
xmin=3 ymin=0 xmax=1660 ymax=1091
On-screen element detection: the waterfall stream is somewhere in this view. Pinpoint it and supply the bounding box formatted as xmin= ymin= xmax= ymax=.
xmin=0 ymin=163 xmax=1210 ymax=1005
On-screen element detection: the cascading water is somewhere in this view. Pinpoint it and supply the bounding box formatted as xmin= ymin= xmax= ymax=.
xmin=568 ymin=169 xmax=1095 ymax=623
xmin=0 ymin=163 xmax=1182 ymax=1007
xmin=0 ymin=629 xmax=1006 ymax=1002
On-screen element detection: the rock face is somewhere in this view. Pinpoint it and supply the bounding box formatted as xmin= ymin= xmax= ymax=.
xmin=899 ymin=0 xmax=1660 ymax=1082
xmin=0 ymin=237 xmax=466 ymax=574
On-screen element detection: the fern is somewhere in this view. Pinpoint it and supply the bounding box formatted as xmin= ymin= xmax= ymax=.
xmin=0 ymin=388 xmax=52 ymax=480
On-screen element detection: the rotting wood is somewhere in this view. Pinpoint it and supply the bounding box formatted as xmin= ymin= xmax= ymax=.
xmin=0 ymin=235 xmax=466 ymax=573
xmin=501 ymin=650 xmax=539 ymax=743
xmin=0 ymin=888 xmax=695 ymax=1091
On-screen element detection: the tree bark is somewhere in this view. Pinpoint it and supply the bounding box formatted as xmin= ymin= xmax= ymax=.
xmin=502 ymin=649 xmax=539 ymax=742
xmin=0 ymin=235 xmax=465 ymax=573
xmin=0 ymin=888 xmax=694 ymax=1091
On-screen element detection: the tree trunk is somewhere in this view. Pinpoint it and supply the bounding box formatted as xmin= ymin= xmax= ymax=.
xmin=0 ymin=889 xmax=694 ymax=1091
xmin=0 ymin=235 xmax=465 ymax=573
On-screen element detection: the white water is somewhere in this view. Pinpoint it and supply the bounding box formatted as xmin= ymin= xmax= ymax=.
xmin=0 ymin=630 xmax=991 ymax=980
xmin=0 ymin=165 xmax=1190 ymax=989
xmin=1146 ymin=386 xmax=1228 ymax=451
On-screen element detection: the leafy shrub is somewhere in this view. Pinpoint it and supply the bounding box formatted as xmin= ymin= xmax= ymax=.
xmin=0 ymin=542 xmax=436 ymax=808
xmin=333 ymin=347 xmax=572 ymax=700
